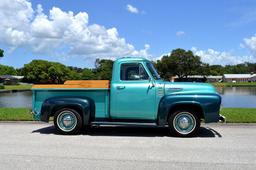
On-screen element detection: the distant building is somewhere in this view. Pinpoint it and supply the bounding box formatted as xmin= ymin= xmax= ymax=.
xmin=172 ymin=75 xmax=206 ymax=82
xmin=251 ymin=75 xmax=256 ymax=82
xmin=172 ymin=75 xmax=222 ymax=83
xmin=172 ymin=74 xmax=256 ymax=83
xmin=206 ymin=76 xmax=223 ymax=82
xmin=223 ymin=74 xmax=256 ymax=82
xmin=0 ymin=75 xmax=24 ymax=85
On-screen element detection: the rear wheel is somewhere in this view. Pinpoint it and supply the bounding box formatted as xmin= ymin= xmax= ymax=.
xmin=168 ymin=109 xmax=200 ymax=137
xmin=54 ymin=108 xmax=82 ymax=135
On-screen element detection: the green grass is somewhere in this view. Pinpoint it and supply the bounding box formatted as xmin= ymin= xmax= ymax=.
xmin=212 ymin=82 xmax=256 ymax=87
xmin=3 ymin=84 xmax=32 ymax=90
xmin=221 ymin=108 xmax=256 ymax=123
xmin=0 ymin=107 xmax=255 ymax=123
xmin=0 ymin=108 xmax=33 ymax=121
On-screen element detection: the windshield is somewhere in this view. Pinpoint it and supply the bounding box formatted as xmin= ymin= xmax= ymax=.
xmin=146 ymin=62 xmax=161 ymax=80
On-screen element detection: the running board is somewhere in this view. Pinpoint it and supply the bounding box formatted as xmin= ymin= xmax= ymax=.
xmin=90 ymin=121 xmax=158 ymax=127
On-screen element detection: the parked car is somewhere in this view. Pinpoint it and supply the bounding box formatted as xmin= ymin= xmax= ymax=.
xmin=32 ymin=57 xmax=224 ymax=137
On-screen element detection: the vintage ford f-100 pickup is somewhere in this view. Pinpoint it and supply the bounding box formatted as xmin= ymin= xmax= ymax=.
xmin=32 ymin=57 xmax=224 ymax=137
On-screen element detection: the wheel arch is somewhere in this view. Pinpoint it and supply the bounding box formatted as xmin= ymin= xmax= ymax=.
xmin=40 ymin=97 xmax=95 ymax=125
xmin=168 ymin=103 xmax=204 ymax=120
xmin=157 ymin=95 xmax=205 ymax=126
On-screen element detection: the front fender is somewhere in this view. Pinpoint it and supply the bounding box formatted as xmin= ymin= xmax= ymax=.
xmin=40 ymin=97 xmax=95 ymax=125
xmin=157 ymin=93 xmax=221 ymax=126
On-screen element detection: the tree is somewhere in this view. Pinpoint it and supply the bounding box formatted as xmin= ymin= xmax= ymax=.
xmin=156 ymin=48 xmax=202 ymax=80
xmin=0 ymin=49 xmax=4 ymax=58
xmin=21 ymin=60 xmax=81 ymax=84
xmin=81 ymin=68 xmax=95 ymax=80
xmin=94 ymin=59 xmax=113 ymax=80
xmin=0 ymin=64 xmax=17 ymax=75
xmin=48 ymin=63 xmax=73 ymax=84
xmin=155 ymin=58 xmax=173 ymax=80
xmin=208 ymin=65 xmax=224 ymax=75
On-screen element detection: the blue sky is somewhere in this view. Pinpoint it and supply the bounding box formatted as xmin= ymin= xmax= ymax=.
xmin=0 ymin=0 xmax=256 ymax=68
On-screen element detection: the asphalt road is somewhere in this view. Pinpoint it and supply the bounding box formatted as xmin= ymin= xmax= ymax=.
xmin=0 ymin=122 xmax=255 ymax=170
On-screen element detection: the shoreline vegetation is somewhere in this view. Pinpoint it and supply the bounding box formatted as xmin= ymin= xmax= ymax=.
xmin=0 ymin=108 xmax=255 ymax=123
xmin=211 ymin=82 xmax=256 ymax=87
xmin=0 ymin=85 xmax=32 ymax=91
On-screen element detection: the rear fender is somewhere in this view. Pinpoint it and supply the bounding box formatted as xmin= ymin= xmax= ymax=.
xmin=40 ymin=97 xmax=95 ymax=125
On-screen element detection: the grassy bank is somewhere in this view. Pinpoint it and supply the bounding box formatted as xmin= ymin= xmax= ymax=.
xmin=212 ymin=82 xmax=256 ymax=87
xmin=221 ymin=108 xmax=256 ymax=123
xmin=3 ymin=85 xmax=32 ymax=90
xmin=0 ymin=107 xmax=255 ymax=123
xmin=0 ymin=108 xmax=33 ymax=121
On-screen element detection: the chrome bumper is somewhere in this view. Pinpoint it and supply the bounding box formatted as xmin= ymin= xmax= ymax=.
xmin=218 ymin=115 xmax=226 ymax=123
xmin=31 ymin=110 xmax=40 ymax=121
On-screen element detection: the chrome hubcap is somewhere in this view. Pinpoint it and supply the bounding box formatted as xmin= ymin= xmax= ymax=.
xmin=62 ymin=115 xmax=73 ymax=127
xmin=178 ymin=117 xmax=190 ymax=129
xmin=173 ymin=112 xmax=196 ymax=135
xmin=57 ymin=111 xmax=77 ymax=132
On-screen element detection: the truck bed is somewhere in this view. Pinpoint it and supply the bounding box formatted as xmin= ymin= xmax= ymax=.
xmin=32 ymin=80 xmax=110 ymax=120
xmin=32 ymin=80 xmax=110 ymax=89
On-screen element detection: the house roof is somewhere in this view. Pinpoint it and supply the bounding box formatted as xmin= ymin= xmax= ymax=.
xmin=206 ymin=76 xmax=222 ymax=79
xmin=0 ymin=75 xmax=24 ymax=79
xmin=223 ymin=74 xmax=256 ymax=79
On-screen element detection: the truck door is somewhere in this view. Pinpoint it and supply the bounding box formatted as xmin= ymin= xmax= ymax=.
xmin=110 ymin=62 xmax=156 ymax=120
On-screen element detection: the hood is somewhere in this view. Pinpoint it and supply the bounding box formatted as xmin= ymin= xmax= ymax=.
xmin=163 ymin=82 xmax=217 ymax=95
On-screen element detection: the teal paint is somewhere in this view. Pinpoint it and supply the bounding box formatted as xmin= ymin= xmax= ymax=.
xmin=32 ymin=89 xmax=109 ymax=120
xmin=110 ymin=59 xmax=156 ymax=120
xmin=32 ymin=57 xmax=221 ymax=126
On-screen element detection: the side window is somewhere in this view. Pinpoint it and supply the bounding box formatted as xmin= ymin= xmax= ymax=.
xmin=120 ymin=63 xmax=149 ymax=81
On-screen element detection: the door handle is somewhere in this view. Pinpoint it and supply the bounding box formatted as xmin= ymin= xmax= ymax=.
xmin=116 ymin=85 xmax=125 ymax=90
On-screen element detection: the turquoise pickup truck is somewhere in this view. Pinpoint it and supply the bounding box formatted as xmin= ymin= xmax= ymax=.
xmin=32 ymin=57 xmax=224 ymax=137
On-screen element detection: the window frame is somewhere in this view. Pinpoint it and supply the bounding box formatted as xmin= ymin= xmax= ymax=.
xmin=146 ymin=62 xmax=161 ymax=80
xmin=119 ymin=62 xmax=150 ymax=82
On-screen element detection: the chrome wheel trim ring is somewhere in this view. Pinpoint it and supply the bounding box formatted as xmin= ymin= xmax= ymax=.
xmin=173 ymin=112 xmax=196 ymax=135
xmin=57 ymin=110 xmax=77 ymax=132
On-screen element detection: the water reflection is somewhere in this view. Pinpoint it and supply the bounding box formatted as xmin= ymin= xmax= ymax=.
xmin=217 ymin=87 xmax=256 ymax=108
xmin=216 ymin=87 xmax=256 ymax=95
xmin=0 ymin=91 xmax=32 ymax=108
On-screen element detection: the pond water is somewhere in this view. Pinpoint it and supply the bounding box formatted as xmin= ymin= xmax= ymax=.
xmin=217 ymin=87 xmax=256 ymax=108
xmin=0 ymin=91 xmax=32 ymax=108
xmin=0 ymin=87 xmax=255 ymax=108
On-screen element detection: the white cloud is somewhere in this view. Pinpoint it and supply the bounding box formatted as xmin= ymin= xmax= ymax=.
xmin=131 ymin=44 xmax=151 ymax=58
xmin=243 ymin=34 xmax=256 ymax=54
xmin=126 ymin=4 xmax=139 ymax=14
xmin=176 ymin=31 xmax=185 ymax=37
xmin=0 ymin=0 xmax=150 ymax=61
xmin=190 ymin=35 xmax=256 ymax=65
xmin=191 ymin=47 xmax=255 ymax=65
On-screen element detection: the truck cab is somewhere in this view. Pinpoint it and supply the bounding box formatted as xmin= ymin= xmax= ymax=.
xmin=32 ymin=57 xmax=224 ymax=137
xmin=110 ymin=58 xmax=160 ymax=121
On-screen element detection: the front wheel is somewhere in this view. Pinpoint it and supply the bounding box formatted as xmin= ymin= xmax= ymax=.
xmin=168 ymin=110 xmax=200 ymax=137
xmin=54 ymin=108 xmax=82 ymax=135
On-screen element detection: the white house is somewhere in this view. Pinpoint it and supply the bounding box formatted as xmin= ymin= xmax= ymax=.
xmin=0 ymin=75 xmax=24 ymax=85
xmin=223 ymin=74 xmax=256 ymax=82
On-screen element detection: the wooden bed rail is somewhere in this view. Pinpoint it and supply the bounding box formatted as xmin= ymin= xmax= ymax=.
xmin=32 ymin=80 xmax=110 ymax=89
